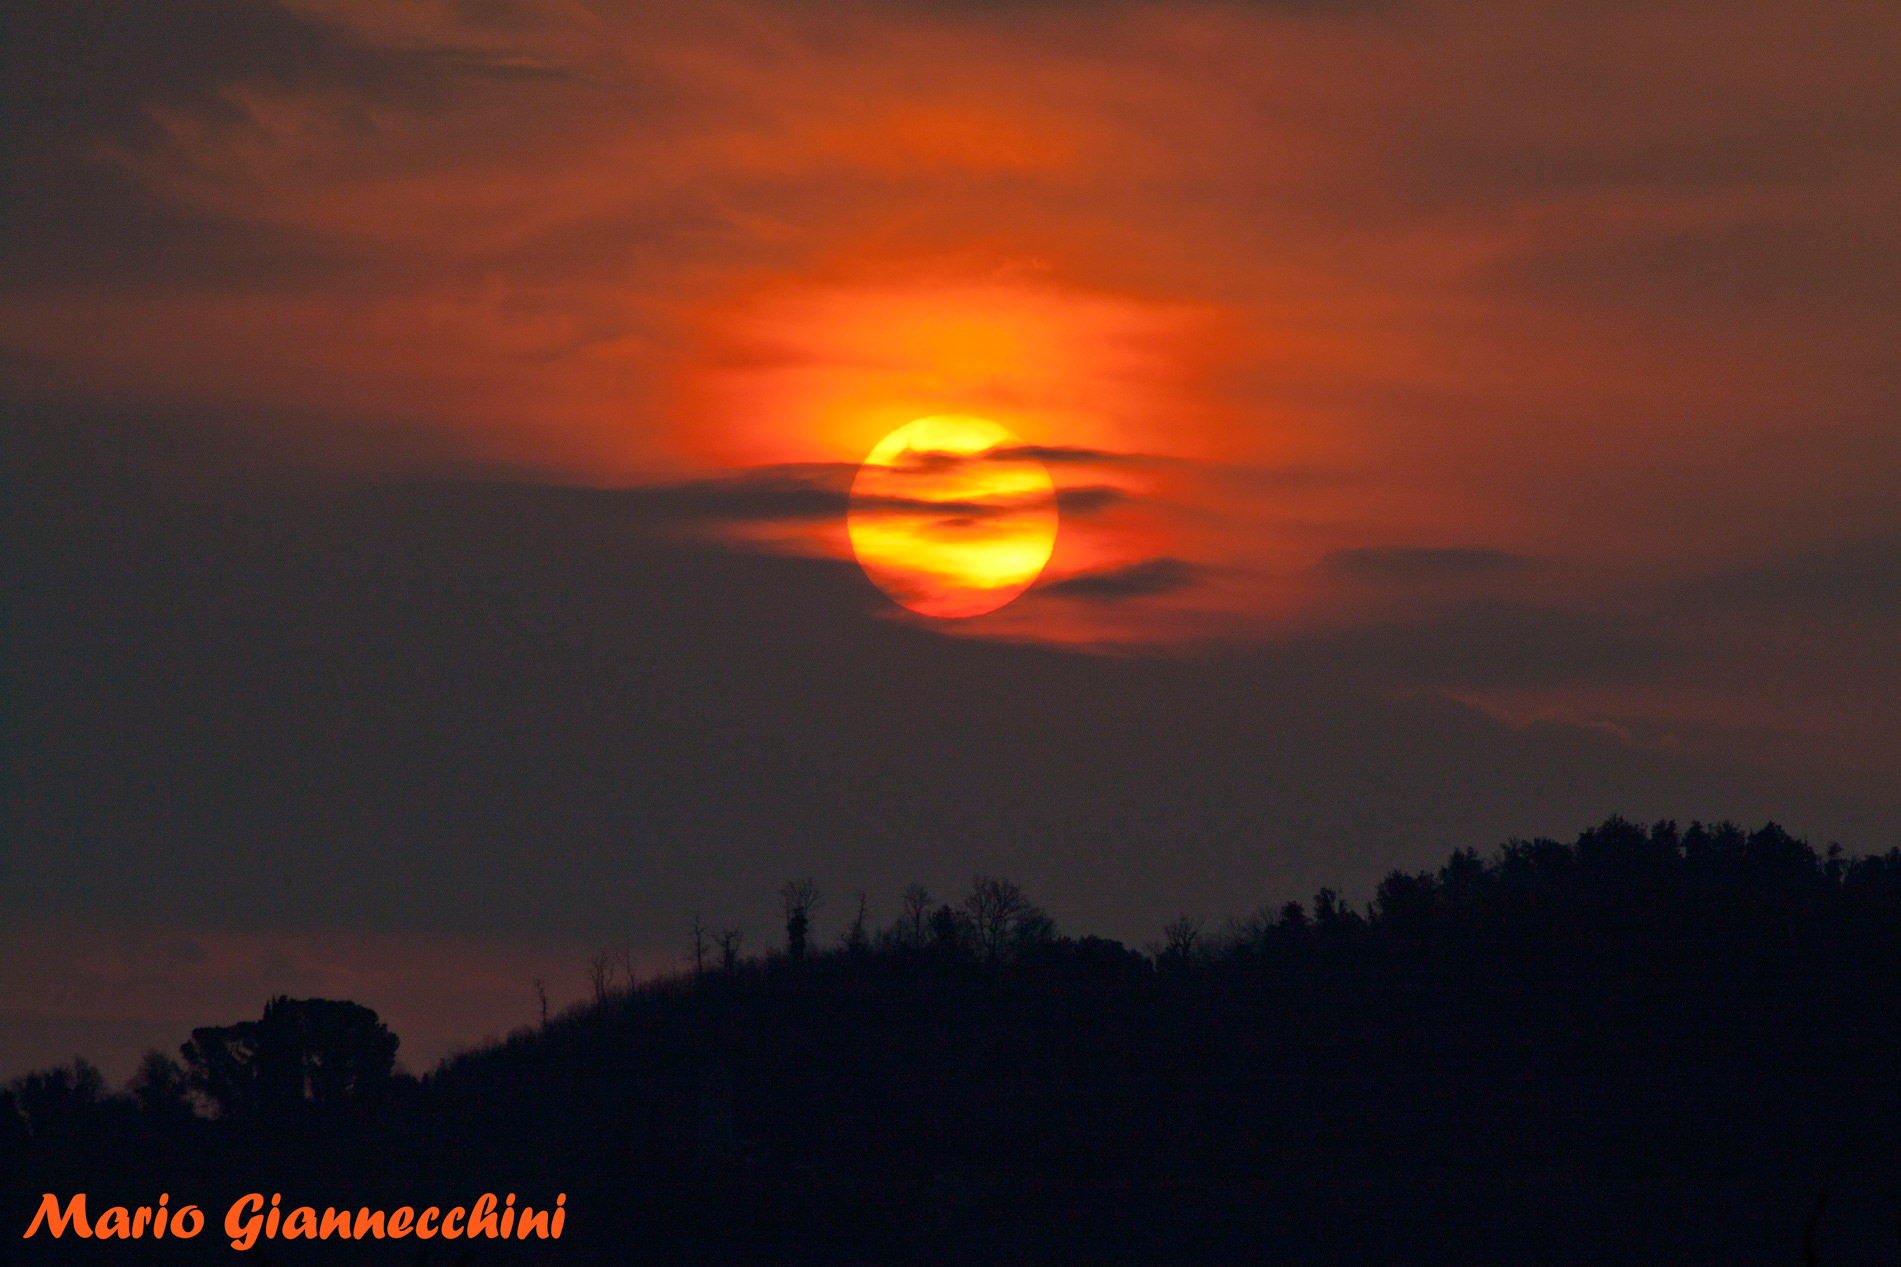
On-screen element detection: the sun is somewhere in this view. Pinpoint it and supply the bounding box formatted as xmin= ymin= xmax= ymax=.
xmin=847 ymin=416 xmax=1059 ymax=618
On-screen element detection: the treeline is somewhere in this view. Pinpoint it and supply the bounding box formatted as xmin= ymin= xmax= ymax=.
xmin=660 ymin=818 xmax=1901 ymax=980
xmin=7 ymin=818 xmax=1901 ymax=1264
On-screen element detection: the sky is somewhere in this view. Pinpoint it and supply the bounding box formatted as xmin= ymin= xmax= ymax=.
xmin=4 ymin=0 xmax=1899 ymax=1082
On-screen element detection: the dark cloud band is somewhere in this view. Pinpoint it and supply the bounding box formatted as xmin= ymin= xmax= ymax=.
xmin=1039 ymin=556 xmax=1201 ymax=600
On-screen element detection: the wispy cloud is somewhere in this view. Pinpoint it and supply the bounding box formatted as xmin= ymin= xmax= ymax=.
xmin=1323 ymin=546 xmax=1529 ymax=582
xmin=1039 ymin=557 xmax=1201 ymax=601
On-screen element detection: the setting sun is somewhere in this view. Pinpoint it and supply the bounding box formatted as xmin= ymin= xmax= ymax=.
xmin=847 ymin=416 xmax=1058 ymax=618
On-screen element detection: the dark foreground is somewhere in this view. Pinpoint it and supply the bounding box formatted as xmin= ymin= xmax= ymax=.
xmin=7 ymin=818 xmax=1901 ymax=1264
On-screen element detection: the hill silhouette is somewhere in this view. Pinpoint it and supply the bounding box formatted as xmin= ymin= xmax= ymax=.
xmin=7 ymin=817 xmax=1901 ymax=1264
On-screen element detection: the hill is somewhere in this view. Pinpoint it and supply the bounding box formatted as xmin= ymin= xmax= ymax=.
xmin=8 ymin=818 xmax=1901 ymax=1264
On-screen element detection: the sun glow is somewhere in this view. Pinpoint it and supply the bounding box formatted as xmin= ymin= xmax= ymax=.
xmin=847 ymin=416 xmax=1058 ymax=618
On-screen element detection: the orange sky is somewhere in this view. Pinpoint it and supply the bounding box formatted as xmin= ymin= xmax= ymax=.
xmin=5 ymin=0 xmax=1901 ymax=1083
xmin=4 ymin=0 xmax=1899 ymax=731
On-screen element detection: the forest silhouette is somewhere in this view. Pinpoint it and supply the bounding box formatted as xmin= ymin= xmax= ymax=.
xmin=7 ymin=817 xmax=1901 ymax=1264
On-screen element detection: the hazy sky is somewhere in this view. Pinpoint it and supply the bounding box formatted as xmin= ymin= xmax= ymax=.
xmin=5 ymin=0 xmax=1899 ymax=1081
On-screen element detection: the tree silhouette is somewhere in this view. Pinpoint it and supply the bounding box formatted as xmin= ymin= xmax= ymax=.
xmin=7 ymin=1058 xmax=103 ymax=1138
xmin=928 ymin=902 xmax=969 ymax=955
xmin=126 ymin=1050 xmax=193 ymax=1122
xmin=841 ymin=890 xmax=870 ymax=956
xmin=781 ymin=877 xmax=823 ymax=963
xmin=960 ymin=874 xmax=1056 ymax=964
xmin=718 ymin=926 xmax=745 ymax=975
xmin=10 ymin=817 xmax=1901 ymax=1265
xmin=690 ymin=911 xmax=709 ymax=977
xmin=1159 ymin=914 xmax=1204 ymax=967
xmin=588 ymin=949 xmax=616 ymax=1004
xmin=900 ymin=883 xmax=933 ymax=947
xmin=180 ymin=996 xmax=397 ymax=1119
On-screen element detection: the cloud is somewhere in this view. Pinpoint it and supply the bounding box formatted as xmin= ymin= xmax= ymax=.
xmin=989 ymin=444 xmax=1140 ymax=465
xmin=1323 ymin=546 xmax=1529 ymax=582
xmin=1687 ymin=531 xmax=1901 ymax=618
xmin=857 ymin=446 xmax=1135 ymax=519
xmin=1310 ymin=599 xmax=1673 ymax=690
xmin=1039 ymin=557 xmax=1200 ymax=600
xmin=1053 ymin=485 xmax=1126 ymax=516
xmin=1 ymin=0 xmax=459 ymax=289
xmin=878 ymin=445 xmax=1148 ymax=474
xmin=422 ymin=463 xmax=1077 ymax=528
xmin=611 ymin=465 xmax=856 ymax=523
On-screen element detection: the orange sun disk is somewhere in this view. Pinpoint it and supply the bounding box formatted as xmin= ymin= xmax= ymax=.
xmin=846 ymin=416 xmax=1059 ymax=618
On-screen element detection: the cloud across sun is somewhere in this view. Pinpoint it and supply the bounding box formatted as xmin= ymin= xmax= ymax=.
xmin=847 ymin=416 xmax=1059 ymax=618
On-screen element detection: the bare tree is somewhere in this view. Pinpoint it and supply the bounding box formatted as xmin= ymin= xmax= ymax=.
xmin=617 ymin=944 xmax=638 ymax=990
xmin=780 ymin=878 xmax=823 ymax=963
xmin=841 ymin=890 xmax=870 ymax=955
xmin=1162 ymin=914 xmax=1204 ymax=962
xmin=588 ymin=949 xmax=615 ymax=1004
xmin=965 ymin=875 xmax=1036 ymax=963
xmin=533 ymin=978 xmax=549 ymax=1026
xmin=689 ymin=912 xmax=708 ymax=978
xmin=901 ymin=883 xmax=933 ymax=947
xmin=717 ymin=927 xmax=745 ymax=975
